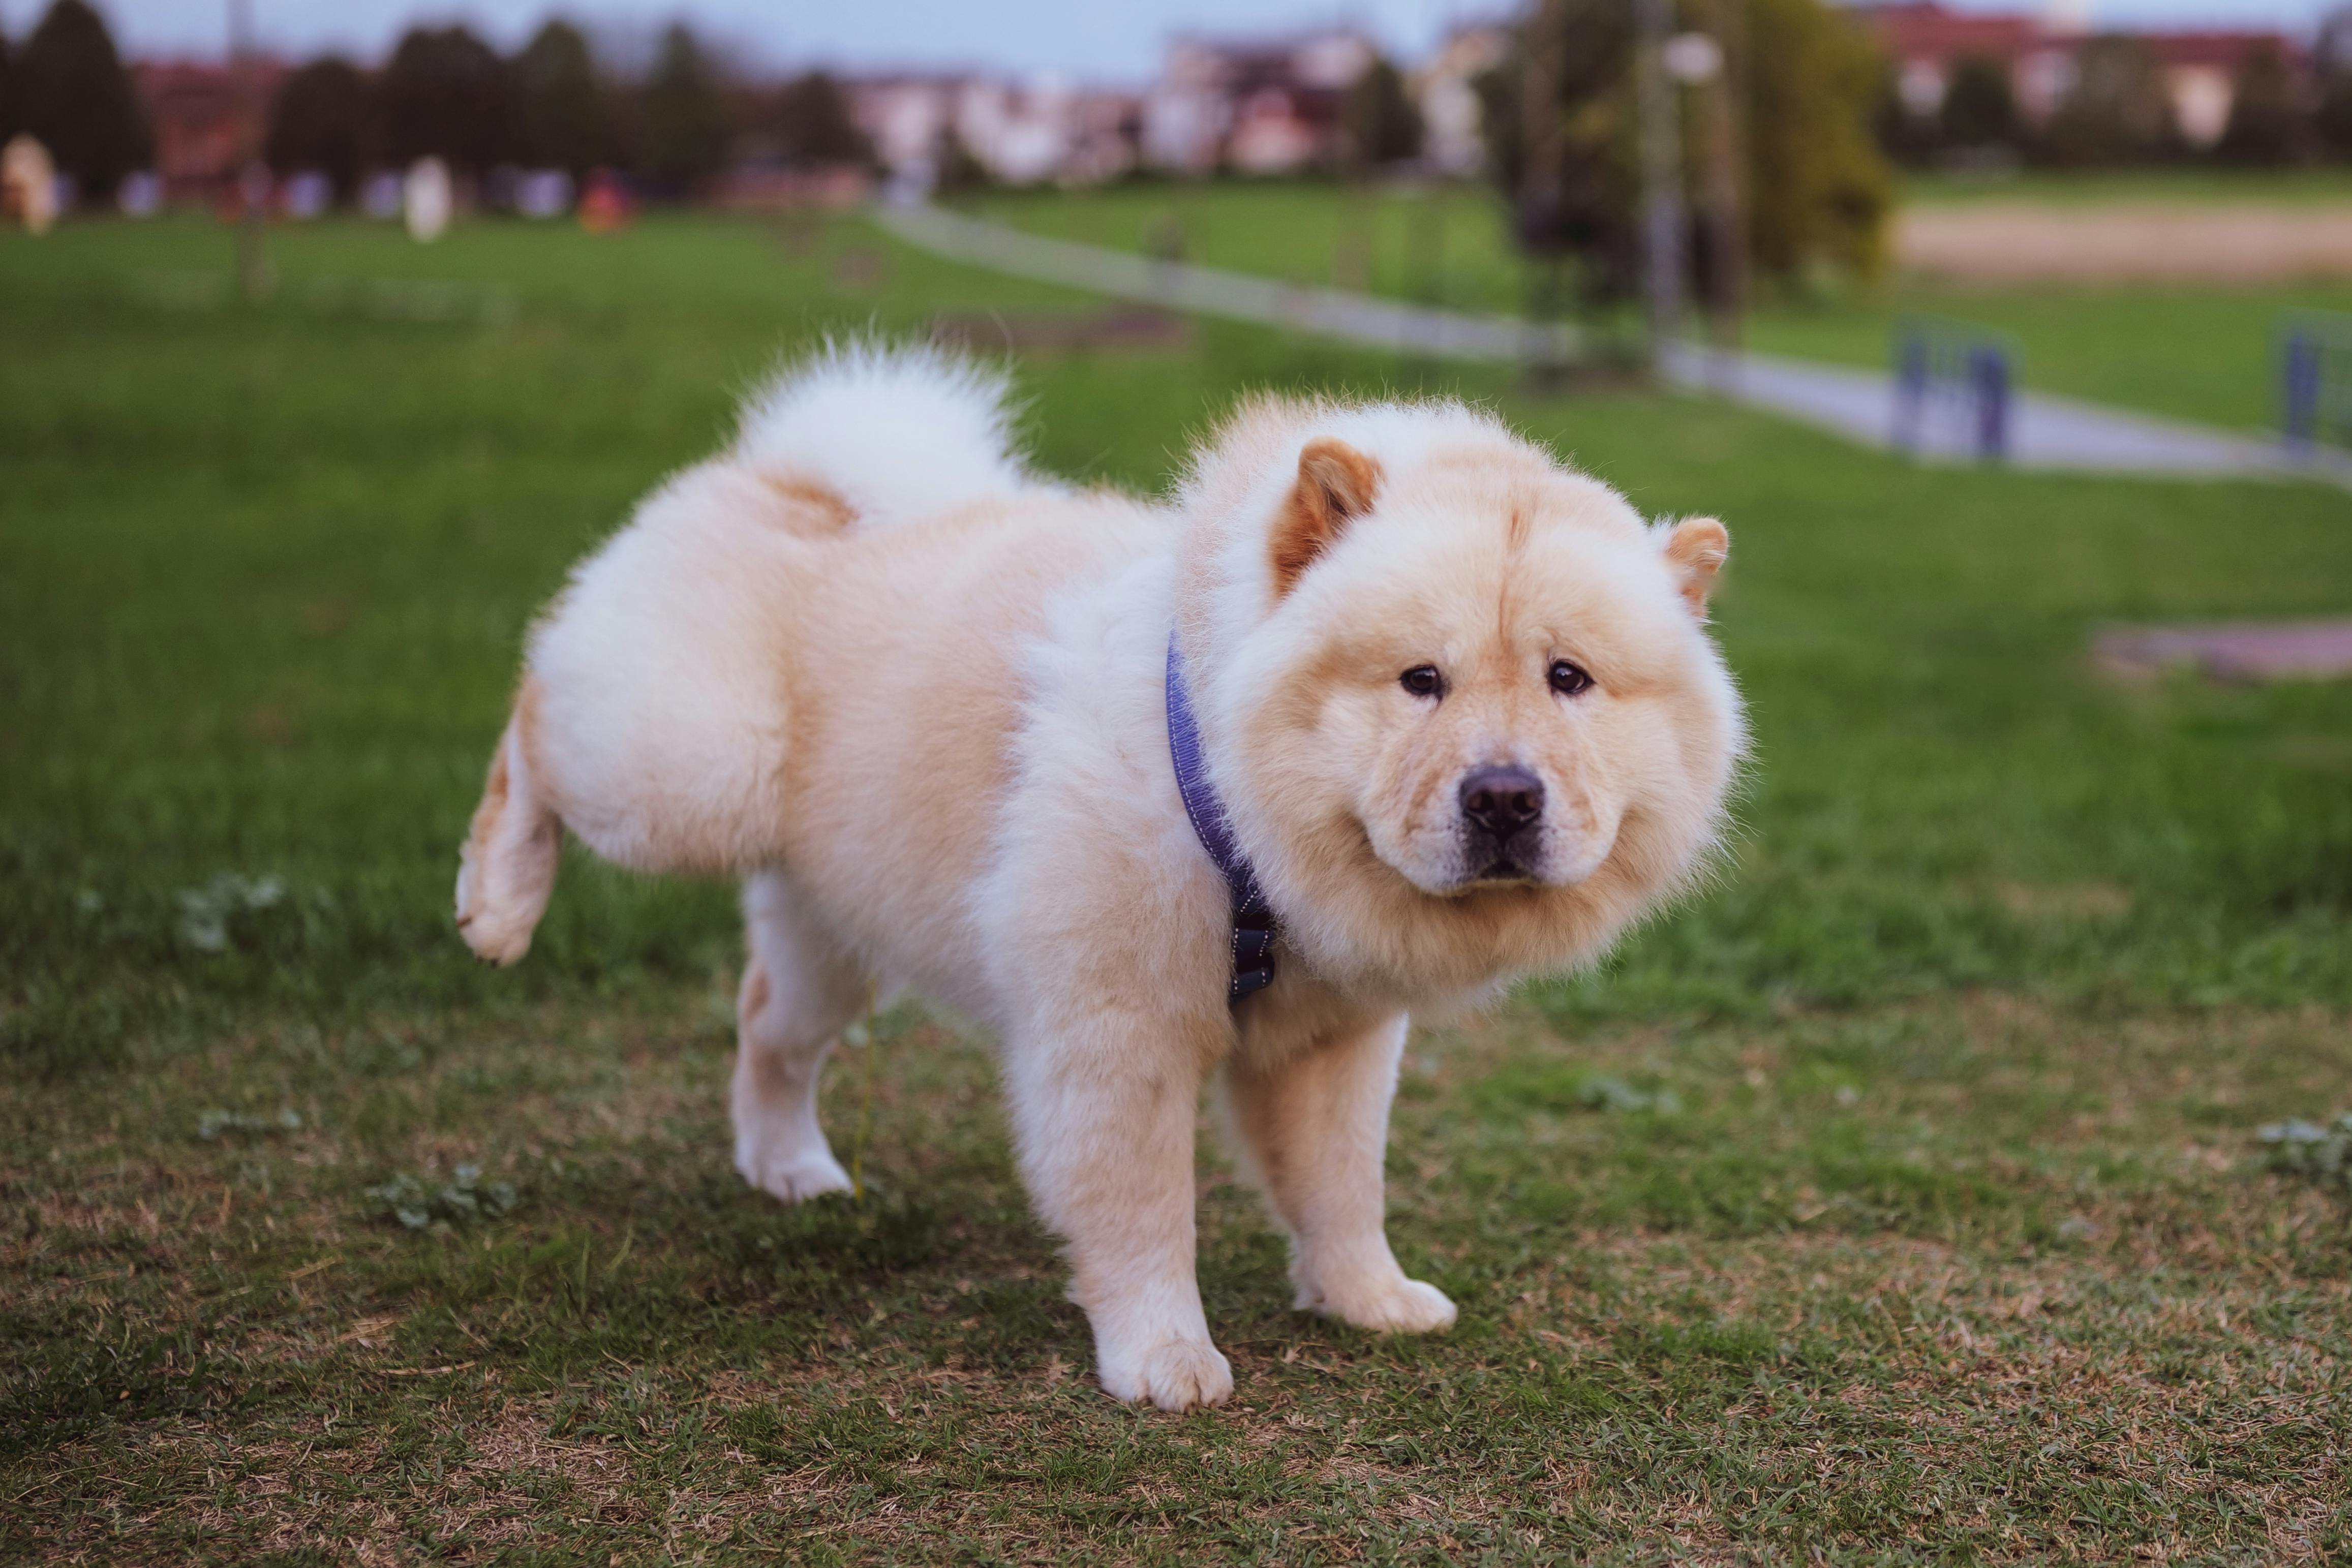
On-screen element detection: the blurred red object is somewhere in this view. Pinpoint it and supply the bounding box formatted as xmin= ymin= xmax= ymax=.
xmin=578 ymin=169 xmax=635 ymax=233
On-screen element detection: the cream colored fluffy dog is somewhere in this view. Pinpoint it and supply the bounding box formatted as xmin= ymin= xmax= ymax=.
xmin=456 ymin=345 xmax=1743 ymax=1411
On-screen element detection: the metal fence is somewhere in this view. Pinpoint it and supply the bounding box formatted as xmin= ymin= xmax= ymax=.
xmin=1891 ymin=317 xmax=2015 ymax=463
xmin=2279 ymin=311 xmax=2352 ymax=454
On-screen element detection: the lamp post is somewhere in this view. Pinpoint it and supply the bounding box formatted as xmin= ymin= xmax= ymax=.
xmin=1665 ymin=15 xmax=1743 ymax=356
xmin=1635 ymin=0 xmax=1683 ymax=358
xmin=230 ymin=0 xmax=270 ymax=299
xmin=1516 ymin=0 xmax=1570 ymax=384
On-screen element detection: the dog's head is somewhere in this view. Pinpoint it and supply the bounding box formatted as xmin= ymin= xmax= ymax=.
xmin=1180 ymin=399 xmax=1745 ymax=1001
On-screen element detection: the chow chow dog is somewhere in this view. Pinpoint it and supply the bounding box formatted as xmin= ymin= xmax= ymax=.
xmin=456 ymin=344 xmax=1743 ymax=1410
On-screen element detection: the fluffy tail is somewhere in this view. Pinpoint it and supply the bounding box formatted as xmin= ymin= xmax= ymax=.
xmin=734 ymin=340 xmax=1027 ymax=527
xmin=456 ymin=342 xmax=1024 ymax=964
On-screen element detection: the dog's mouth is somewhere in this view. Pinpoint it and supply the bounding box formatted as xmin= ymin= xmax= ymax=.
xmin=1359 ymin=821 xmax=1557 ymax=896
xmin=1455 ymin=848 xmax=1544 ymax=889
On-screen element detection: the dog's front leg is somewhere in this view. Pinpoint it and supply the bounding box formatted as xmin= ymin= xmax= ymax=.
xmin=1225 ymin=1013 xmax=1456 ymax=1334
xmin=1004 ymin=1018 xmax=1232 ymax=1412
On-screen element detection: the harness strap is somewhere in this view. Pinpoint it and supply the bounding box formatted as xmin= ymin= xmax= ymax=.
xmin=1166 ymin=636 xmax=1277 ymax=1005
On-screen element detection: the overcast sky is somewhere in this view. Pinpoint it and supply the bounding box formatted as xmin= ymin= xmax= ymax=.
xmin=7 ymin=0 xmax=2331 ymax=81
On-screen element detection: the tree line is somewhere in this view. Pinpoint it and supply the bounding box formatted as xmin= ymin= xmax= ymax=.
xmin=1883 ymin=22 xmax=2352 ymax=169
xmin=0 ymin=0 xmax=871 ymax=205
xmin=273 ymin=20 xmax=870 ymax=201
xmin=0 ymin=0 xmax=152 ymax=200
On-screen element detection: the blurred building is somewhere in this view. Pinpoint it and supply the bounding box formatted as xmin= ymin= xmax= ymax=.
xmin=851 ymin=75 xmax=1141 ymax=189
xmin=1415 ymin=24 xmax=1509 ymax=177
xmin=1857 ymin=1 xmax=2299 ymax=150
xmin=2147 ymin=32 xmax=2295 ymax=148
xmin=957 ymin=78 xmax=1081 ymax=184
xmin=1143 ymin=32 xmax=1374 ymax=174
xmin=136 ymin=58 xmax=287 ymax=202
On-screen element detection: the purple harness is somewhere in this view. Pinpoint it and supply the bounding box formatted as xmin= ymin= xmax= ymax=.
xmin=1165 ymin=636 xmax=1277 ymax=1006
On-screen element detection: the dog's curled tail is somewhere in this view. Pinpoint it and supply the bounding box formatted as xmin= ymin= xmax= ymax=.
xmin=734 ymin=340 xmax=1027 ymax=528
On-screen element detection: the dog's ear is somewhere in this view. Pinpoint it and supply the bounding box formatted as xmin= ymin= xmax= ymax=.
xmin=1270 ymin=438 xmax=1382 ymax=596
xmin=1660 ymin=517 xmax=1729 ymax=619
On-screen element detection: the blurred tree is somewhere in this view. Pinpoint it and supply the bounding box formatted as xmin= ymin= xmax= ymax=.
xmin=1739 ymin=0 xmax=1890 ymax=278
xmin=2324 ymin=82 xmax=2352 ymax=160
xmin=1872 ymin=57 xmax=1940 ymax=168
xmin=1343 ymin=54 xmax=1423 ymax=168
xmin=266 ymin=58 xmax=372 ymax=199
xmin=0 ymin=28 xmax=17 ymax=146
xmin=16 ymin=0 xmax=152 ymax=202
xmin=2218 ymin=42 xmax=2310 ymax=165
xmin=636 ymin=23 xmax=732 ymax=196
xmin=1482 ymin=0 xmax=1885 ymax=301
xmin=2038 ymin=36 xmax=2173 ymax=165
xmin=1940 ymin=55 xmax=2019 ymax=150
xmin=1476 ymin=0 xmax=1640 ymax=302
xmin=773 ymin=71 xmax=869 ymax=166
xmin=514 ymin=19 xmax=619 ymax=174
xmin=933 ymin=121 xmax=992 ymax=196
xmin=376 ymin=25 xmax=515 ymax=175
xmin=2319 ymin=6 xmax=2352 ymax=157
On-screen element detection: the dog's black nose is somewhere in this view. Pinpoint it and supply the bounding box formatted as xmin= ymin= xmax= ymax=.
xmin=1459 ymin=764 xmax=1545 ymax=836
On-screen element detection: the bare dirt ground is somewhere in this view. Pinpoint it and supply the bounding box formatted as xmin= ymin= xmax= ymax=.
xmin=2097 ymin=619 xmax=2352 ymax=681
xmin=1898 ymin=204 xmax=2352 ymax=282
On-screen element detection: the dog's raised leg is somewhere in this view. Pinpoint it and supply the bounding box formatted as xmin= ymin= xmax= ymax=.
xmin=1005 ymin=1020 xmax=1233 ymax=1412
xmin=455 ymin=680 xmax=562 ymax=966
xmin=1224 ymin=1013 xmax=1456 ymax=1334
xmin=732 ymin=871 xmax=868 ymax=1204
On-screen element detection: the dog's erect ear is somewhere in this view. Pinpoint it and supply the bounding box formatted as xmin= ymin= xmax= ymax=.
xmin=1660 ymin=517 xmax=1729 ymax=619
xmin=1270 ymin=438 xmax=1383 ymax=595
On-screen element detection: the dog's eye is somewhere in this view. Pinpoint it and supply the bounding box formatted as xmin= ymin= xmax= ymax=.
xmin=1399 ymin=665 xmax=1444 ymax=699
xmin=1548 ymin=659 xmax=1594 ymax=697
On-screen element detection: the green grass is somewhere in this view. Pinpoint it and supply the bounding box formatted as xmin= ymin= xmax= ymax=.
xmin=1742 ymin=282 xmax=2352 ymax=434
xmin=978 ymin=179 xmax=1535 ymax=317
xmin=5 ymin=210 xmax=2351 ymax=1562
xmin=980 ymin=178 xmax=2352 ymax=433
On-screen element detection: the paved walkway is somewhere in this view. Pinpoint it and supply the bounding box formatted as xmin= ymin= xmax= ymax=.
xmin=878 ymin=201 xmax=1581 ymax=366
xmin=876 ymin=202 xmax=2352 ymax=488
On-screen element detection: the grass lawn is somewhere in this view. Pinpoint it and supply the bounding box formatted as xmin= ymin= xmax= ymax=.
xmin=5 ymin=210 xmax=2351 ymax=1563
xmin=1740 ymin=283 xmax=2352 ymax=435
xmin=1901 ymin=167 xmax=2352 ymax=206
xmin=980 ymin=179 xmax=2352 ymax=434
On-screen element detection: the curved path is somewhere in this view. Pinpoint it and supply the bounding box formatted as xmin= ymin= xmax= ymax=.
xmin=876 ymin=202 xmax=2352 ymax=488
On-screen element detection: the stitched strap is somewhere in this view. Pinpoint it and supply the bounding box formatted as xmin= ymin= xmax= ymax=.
xmin=1166 ymin=636 xmax=1277 ymax=1005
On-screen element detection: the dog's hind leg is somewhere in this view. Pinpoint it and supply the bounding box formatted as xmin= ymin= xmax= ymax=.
xmin=733 ymin=870 xmax=870 ymax=1204
xmin=454 ymin=460 xmax=812 ymax=963
xmin=454 ymin=679 xmax=562 ymax=966
xmin=1223 ymin=1013 xmax=1457 ymax=1335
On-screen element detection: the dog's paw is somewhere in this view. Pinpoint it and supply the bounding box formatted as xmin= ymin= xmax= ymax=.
xmin=453 ymin=698 xmax=561 ymax=967
xmin=737 ymin=1146 xmax=854 ymax=1205
xmin=453 ymin=866 xmax=538 ymax=966
xmin=1301 ymin=1274 xmax=1458 ymax=1335
xmin=1098 ymin=1337 xmax=1234 ymax=1413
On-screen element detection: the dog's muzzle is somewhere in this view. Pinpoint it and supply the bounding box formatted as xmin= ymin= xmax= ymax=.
xmin=1458 ymin=763 xmax=1545 ymax=882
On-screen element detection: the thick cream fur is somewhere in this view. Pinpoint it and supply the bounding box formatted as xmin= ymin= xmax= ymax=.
xmin=454 ymin=347 xmax=1744 ymax=1411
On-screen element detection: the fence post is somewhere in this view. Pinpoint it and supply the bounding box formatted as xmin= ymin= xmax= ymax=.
xmin=1893 ymin=326 xmax=1926 ymax=455
xmin=1971 ymin=345 xmax=2010 ymax=463
xmin=2283 ymin=330 xmax=2319 ymax=452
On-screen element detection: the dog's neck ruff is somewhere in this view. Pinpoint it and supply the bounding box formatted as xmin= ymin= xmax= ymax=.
xmin=1166 ymin=635 xmax=1277 ymax=1006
